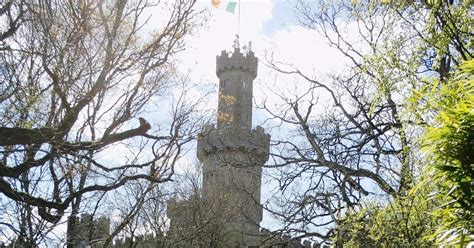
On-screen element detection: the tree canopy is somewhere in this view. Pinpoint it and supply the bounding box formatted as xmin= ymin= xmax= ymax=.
xmin=258 ymin=0 xmax=472 ymax=245
xmin=0 ymin=0 xmax=205 ymax=246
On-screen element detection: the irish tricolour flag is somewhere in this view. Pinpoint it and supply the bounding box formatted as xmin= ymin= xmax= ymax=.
xmin=212 ymin=0 xmax=237 ymax=13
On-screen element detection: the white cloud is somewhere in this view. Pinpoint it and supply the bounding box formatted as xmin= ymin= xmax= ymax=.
xmin=177 ymin=1 xmax=273 ymax=82
xmin=178 ymin=0 xmax=348 ymax=116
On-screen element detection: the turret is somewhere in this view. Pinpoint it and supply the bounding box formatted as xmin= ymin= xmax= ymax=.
xmin=216 ymin=48 xmax=258 ymax=130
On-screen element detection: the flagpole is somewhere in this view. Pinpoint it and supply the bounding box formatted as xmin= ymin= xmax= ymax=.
xmin=238 ymin=0 xmax=240 ymax=42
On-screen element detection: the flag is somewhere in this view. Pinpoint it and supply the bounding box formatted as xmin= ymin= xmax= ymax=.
xmin=211 ymin=0 xmax=237 ymax=14
xmin=226 ymin=1 xmax=237 ymax=13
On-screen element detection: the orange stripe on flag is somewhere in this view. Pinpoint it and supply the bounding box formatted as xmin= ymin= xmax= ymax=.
xmin=212 ymin=0 xmax=221 ymax=8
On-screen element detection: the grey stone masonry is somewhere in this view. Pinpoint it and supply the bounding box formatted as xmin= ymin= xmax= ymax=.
xmin=196 ymin=47 xmax=270 ymax=247
xmin=216 ymin=48 xmax=258 ymax=130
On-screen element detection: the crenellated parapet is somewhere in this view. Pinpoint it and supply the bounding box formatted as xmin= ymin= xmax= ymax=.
xmin=197 ymin=124 xmax=270 ymax=161
xmin=216 ymin=48 xmax=258 ymax=79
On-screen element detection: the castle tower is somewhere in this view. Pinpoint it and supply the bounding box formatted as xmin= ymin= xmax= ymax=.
xmin=197 ymin=46 xmax=270 ymax=247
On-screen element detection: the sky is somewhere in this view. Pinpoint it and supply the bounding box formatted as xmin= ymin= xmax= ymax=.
xmin=178 ymin=0 xmax=345 ymax=83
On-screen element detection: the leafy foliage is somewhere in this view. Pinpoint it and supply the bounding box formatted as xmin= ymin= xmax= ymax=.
xmin=336 ymin=185 xmax=438 ymax=247
xmin=419 ymin=59 xmax=474 ymax=245
xmin=261 ymin=0 xmax=472 ymax=244
xmin=336 ymin=42 xmax=473 ymax=248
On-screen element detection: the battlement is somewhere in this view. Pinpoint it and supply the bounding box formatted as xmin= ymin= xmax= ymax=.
xmin=197 ymin=124 xmax=270 ymax=159
xmin=216 ymin=48 xmax=258 ymax=79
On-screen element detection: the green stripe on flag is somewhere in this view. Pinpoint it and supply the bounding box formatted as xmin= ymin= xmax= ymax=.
xmin=226 ymin=1 xmax=237 ymax=13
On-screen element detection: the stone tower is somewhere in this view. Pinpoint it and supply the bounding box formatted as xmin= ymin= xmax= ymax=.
xmin=197 ymin=46 xmax=270 ymax=247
